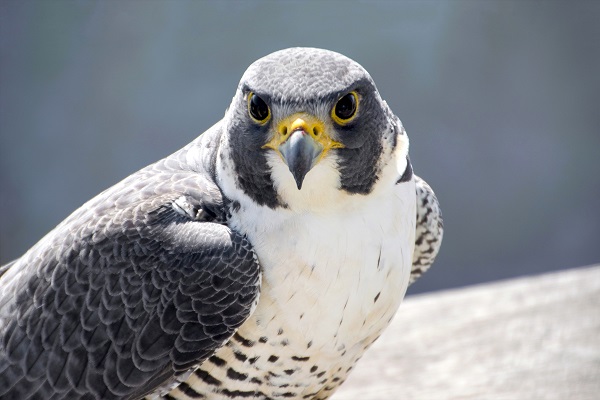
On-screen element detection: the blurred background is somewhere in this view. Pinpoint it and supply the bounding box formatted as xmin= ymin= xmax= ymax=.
xmin=1 ymin=1 xmax=599 ymax=294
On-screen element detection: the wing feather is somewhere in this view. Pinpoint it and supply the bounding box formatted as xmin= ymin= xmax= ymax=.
xmin=0 ymin=126 xmax=261 ymax=399
xmin=410 ymin=175 xmax=443 ymax=284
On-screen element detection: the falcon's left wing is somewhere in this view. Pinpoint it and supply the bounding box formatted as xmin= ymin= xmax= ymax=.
xmin=410 ymin=175 xmax=443 ymax=284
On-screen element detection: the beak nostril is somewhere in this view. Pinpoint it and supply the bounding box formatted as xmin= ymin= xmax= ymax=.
xmin=282 ymin=126 xmax=288 ymax=136
xmin=313 ymin=127 xmax=319 ymax=136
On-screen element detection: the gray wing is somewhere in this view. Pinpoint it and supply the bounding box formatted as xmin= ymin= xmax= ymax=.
xmin=410 ymin=175 xmax=443 ymax=284
xmin=0 ymin=125 xmax=261 ymax=399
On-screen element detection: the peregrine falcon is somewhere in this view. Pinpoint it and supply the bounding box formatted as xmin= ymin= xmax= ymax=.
xmin=0 ymin=48 xmax=443 ymax=399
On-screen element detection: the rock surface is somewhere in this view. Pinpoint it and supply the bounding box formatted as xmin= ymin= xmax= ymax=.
xmin=334 ymin=265 xmax=600 ymax=400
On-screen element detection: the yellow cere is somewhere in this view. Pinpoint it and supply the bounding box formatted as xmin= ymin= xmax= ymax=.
xmin=263 ymin=113 xmax=345 ymax=161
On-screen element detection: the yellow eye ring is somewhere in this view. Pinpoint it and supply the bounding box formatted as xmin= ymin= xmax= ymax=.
xmin=331 ymin=91 xmax=359 ymax=125
xmin=247 ymin=92 xmax=271 ymax=124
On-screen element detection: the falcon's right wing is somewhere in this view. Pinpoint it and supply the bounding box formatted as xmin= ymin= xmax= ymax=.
xmin=0 ymin=129 xmax=261 ymax=399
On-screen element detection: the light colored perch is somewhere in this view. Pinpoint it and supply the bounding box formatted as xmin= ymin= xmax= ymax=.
xmin=334 ymin=265 xmax=600 ymax=400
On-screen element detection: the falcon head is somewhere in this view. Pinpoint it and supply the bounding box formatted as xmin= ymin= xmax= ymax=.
xmin=217 ymin=47 xmax=410 ymax=211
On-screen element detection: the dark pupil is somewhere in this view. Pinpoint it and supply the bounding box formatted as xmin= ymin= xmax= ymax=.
xmin=335 ymin=93 xmax=356 ymax=120
xmin=250 ymin=94 xmax=269 ymax=121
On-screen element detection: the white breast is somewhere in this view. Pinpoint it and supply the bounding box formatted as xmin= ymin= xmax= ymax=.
xmin=218 ymin=135 xmax=416 ymax=356
xmin=191 ymin=132 xmax=416 ymax=399
xmin=244 ymin=189 xmax=414 ymax=347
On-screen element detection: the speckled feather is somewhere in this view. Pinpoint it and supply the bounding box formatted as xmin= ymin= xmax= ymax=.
xmin=410 ymin=176 xmax=443 ymax=284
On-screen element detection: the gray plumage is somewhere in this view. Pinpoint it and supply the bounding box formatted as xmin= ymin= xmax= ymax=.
xmin=0 ymin=48 xmax=442 ymax=400
xmin=0 ymin=127 xmax=261 ymax=399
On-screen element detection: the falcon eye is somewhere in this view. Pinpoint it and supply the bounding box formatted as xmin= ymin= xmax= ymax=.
xmin=332 ymin=91 xmax=358 ymax=124
xmin=248 ymin=92 xmax=271 ymax=123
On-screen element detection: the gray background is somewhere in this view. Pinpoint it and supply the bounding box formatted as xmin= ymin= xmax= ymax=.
xmin=1 ymin=1 xmax=599 ymax=294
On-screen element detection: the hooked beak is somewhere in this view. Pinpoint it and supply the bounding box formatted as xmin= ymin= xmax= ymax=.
xmin=279 ymin=130 xmax=322 ymax=189
xmin=263 ymin=114 xmax=344 ymax=190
